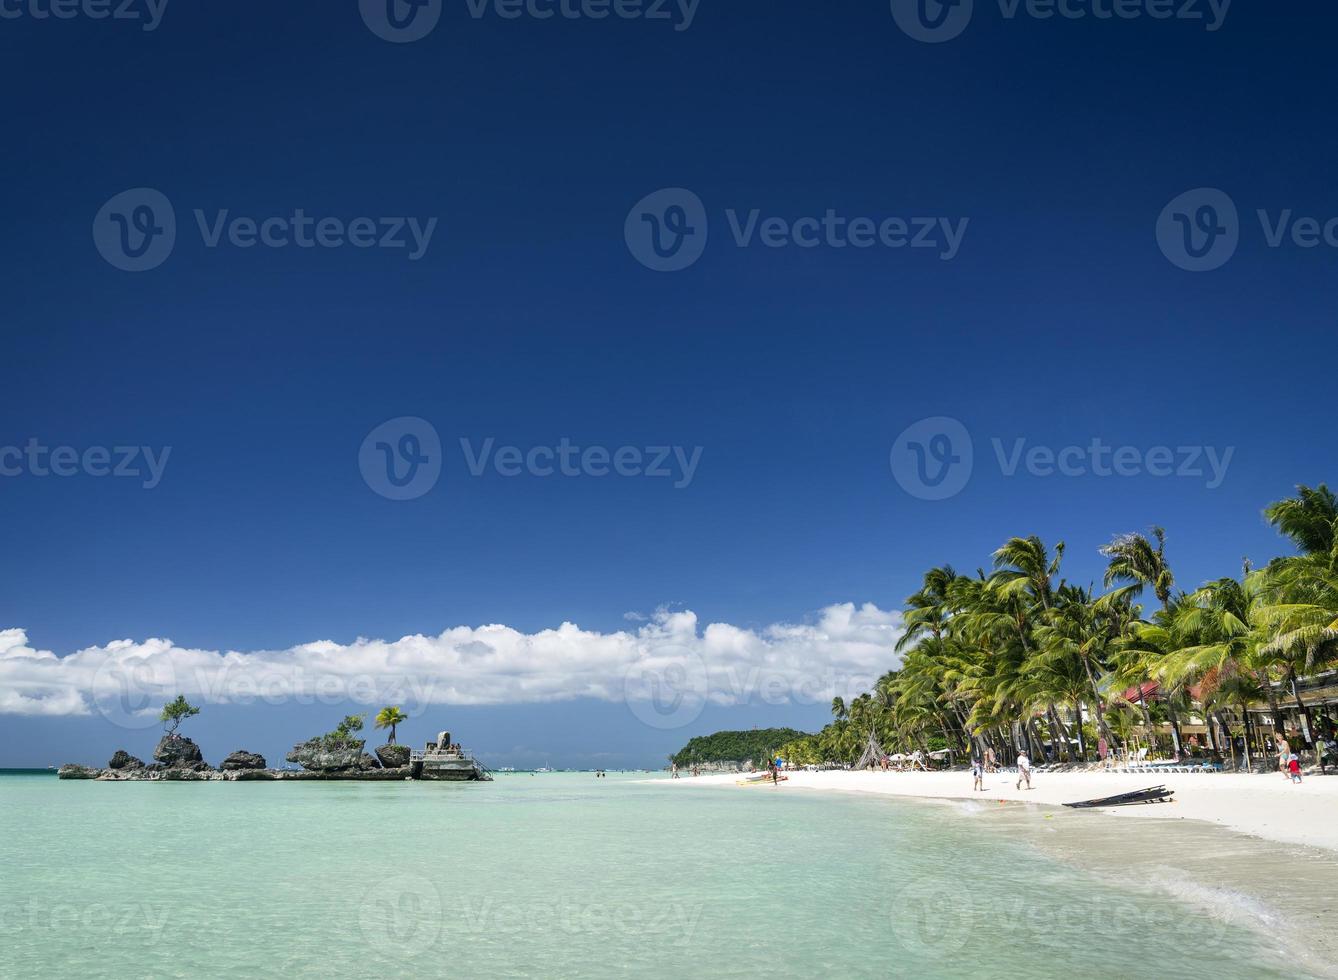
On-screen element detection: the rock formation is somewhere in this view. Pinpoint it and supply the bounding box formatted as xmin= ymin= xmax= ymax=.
xmin=57 ymin=763 xmax=99 ymax=779
xmin=285 ymin=738 xmax=366 ymax=771
xmin=375 ymin=743 xmax=411 ymax=768
xmin=108 ymin=750 xmax=145 ymax=770
xmin=153 ymin=733 xmax=204 ymax=767
xmin=220 ymin=750 xmax=267 ymax=771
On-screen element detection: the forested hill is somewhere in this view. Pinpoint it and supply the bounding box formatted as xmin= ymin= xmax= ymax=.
xmin=670 ymin=728 xmax=809 ymax=767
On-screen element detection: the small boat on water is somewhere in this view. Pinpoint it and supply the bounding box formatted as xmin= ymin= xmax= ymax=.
xmin=1063 ymin=785 xmax=1173 ymax=808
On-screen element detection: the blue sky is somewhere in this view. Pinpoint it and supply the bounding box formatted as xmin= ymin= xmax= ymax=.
xmin=2 ymin=1 xmax=1336 ymax=768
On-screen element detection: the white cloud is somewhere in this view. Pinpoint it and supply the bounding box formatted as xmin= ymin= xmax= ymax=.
xmin=0 ymin=604 xmax=903 ymax=719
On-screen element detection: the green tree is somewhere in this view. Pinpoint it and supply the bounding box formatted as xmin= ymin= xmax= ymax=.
xmin=159 ymin=695 xmax=200 ymax=735
xmin=374 ymin=706 xmax=408 ymax=744
xmin=1101 ymin=527 xmax=1183 ymax=753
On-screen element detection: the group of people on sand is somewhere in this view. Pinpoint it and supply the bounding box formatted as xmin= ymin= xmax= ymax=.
xmin=970 ymin=750 xmax=1032 ymax=792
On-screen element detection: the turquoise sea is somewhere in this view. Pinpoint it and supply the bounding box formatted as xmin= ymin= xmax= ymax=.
xmin=0 ymin=771 xmax=1328 ymax=979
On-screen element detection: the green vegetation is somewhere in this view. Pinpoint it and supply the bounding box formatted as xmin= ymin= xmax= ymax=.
xmin=315 ymin=714 xmax=366 ymax=750
xmin=374 ymin=706 xmax=408 ymax=744
xmin=159 ymin=695 xmax=200 ymax=734
xmin=671 ymin=728 xmax=809 ymax=767
xmin=778 ymin=483 xmax=1338 ymax=769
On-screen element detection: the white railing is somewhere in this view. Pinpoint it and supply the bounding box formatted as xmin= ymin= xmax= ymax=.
xmin=411 ymin=747 xmax=468 ymax=762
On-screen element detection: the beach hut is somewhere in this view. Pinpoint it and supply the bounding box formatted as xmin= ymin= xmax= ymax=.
xmin=853 ymin=728 xmax=885 ymax=770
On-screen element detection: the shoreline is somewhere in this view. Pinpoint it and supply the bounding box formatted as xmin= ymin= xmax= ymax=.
xmin=657 ymin=768 xmax=1338 ymax=853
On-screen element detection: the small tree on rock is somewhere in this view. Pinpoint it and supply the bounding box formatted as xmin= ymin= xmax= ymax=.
xmin=160 ymin=695 xmax=200 ymax=735
xmin=374 ymin=706 xmax=408 ymax=744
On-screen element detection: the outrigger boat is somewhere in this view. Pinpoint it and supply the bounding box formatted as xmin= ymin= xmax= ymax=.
xmin=736 ymin=772 xmax=788 ymax=786
xmin=1063 ymin=785 xmax=1173 ymax=809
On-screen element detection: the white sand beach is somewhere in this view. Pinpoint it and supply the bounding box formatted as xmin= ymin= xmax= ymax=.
xmin=666 ymin=768 xmax=1338 ymax=853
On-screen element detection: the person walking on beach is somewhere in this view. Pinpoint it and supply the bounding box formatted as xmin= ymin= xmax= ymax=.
xmin=1287 ymin=753 xmax=1302 ymax=783
xmin=1016 ymin=752 xmax=1032 ymax=791
xmin=671 ymin=763 xmax=679 ymax=779
xmin=971 ymin=757 xmax=984 ymax=792
xmin=1321 ymin=733 xmax=1338 ymax=774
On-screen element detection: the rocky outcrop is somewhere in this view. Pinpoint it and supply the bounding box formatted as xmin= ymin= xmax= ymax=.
xmin=60 ymin=762 xmax=413 ymax=781
xmin=220 ymin=750 xmax=266 ymax=771
xmin=285 ymin=738 xmax=366 ymax=772
xmin=108 ymin=750 xmax=145 ymax=770
xmin=58 ymin=763 xmax=100 ymax=779
xmin=375 ymin=743 xmax=410 ymax=768
xmin=153 ymin=733 xmax=204 ymax=766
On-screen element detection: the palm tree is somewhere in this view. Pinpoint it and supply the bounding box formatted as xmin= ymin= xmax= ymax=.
xmin=374 ymin=706 xmax=408 ymax=744
xmin=1154 ymin=574 xmax=1273 ymax=765
xmin=830 ymin=696 xmax=848 ymax=721
xmin=1101 ymin=527 xmax=1183 ymax=754
xmin=1032 ymin=585 xmax=1119 ymax=748
xmin=1101 ymin=527 xmax=1176 ymax=608
xmin=1259 ymin=485 xmax=1338 ymax=745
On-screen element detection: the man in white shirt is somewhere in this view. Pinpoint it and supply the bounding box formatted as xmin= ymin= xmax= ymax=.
xmin=1016 ymin=752 xmax=1032 ymax=790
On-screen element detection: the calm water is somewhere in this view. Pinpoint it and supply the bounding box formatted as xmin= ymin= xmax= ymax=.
xmin=0 ymin=771 xmax=1323 ymax=979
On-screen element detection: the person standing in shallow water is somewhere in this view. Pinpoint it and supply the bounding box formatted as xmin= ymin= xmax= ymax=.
xmin=1016 ymin=752 xmax=1032 ymax=791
